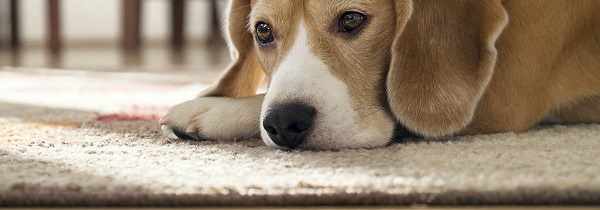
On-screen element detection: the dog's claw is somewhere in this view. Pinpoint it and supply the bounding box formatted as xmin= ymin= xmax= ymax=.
xmin=161 ymin=125 xmax=178 ymax=139
xmin=159 ymin=117 xmax=170 ymax=125
xmin=185 ymin=123 xmax=200 ymax=138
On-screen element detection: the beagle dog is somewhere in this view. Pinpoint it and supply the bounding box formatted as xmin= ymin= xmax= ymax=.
xmin=160 ymin=0 xmax=600 ymax=150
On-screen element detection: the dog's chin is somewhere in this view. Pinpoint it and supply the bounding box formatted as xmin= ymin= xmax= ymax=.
xmin=303 ymin=134 xmax=394 ymax=151
xmin=261 ymin=132 xmax=393 ymax=151
xmin=261 ymin=118 xmax=396 ymax=150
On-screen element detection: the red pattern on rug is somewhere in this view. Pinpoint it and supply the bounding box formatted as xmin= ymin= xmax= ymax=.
xmin=1 ymin=71 xmax=190 ymax=122
xmin=95 ymin=105 xmax=170 ymax=121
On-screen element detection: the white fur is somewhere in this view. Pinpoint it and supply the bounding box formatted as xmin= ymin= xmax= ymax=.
xmin=261 ymin=22 xmax=394 ymax=150
xmin=163 ymin=95 xmax=263 ymax=140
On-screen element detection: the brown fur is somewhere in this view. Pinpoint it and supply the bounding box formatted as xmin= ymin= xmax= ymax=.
xmin=200 ymin=0 xmax=265 ymax=98
xmin=462 ymin=0 xmax=600 ymax=135
xmin=207 ymin=0 xmax=600 ymax=138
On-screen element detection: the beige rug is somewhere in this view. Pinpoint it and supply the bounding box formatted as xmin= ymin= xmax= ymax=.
xmin=1 ymin=68 xmax=599 ymax=206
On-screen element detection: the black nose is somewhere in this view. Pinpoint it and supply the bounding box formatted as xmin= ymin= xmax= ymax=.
xmin=262 ymin=103 xmax=316 ymax=149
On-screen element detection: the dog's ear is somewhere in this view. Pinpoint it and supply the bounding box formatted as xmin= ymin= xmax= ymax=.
xmin=387 ymin=1 xmax=508 ymax=137
xmin=200 ymin=0 xmax=265 ymax=98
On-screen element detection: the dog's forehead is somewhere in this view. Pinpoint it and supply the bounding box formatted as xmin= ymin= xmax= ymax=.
xmin=250 ymin=0 xmax=379 ymax=20
xmin=250 ymin=0 xmax=301 ymax=18
xmin=249 ymin=0 xmax=395 ymax=40
xmin=249 ymin=0 xmax=397 ymax=76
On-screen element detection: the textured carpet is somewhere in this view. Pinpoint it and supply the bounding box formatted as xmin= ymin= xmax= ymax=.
xmin=1 ymin=69 xmax=600 ymax=206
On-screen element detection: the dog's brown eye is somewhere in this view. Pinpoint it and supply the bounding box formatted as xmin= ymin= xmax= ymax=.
xmin=339 ymin=12 xmax=367 ymax=33
xmin=256 ymin=22 xmax=274 ymax=45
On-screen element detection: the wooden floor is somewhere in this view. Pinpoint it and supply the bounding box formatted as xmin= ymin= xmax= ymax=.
xmin=2 ymin=207 xmax=599 ymax=210
xmin=0 ymin=42 xmax=230 ymax=73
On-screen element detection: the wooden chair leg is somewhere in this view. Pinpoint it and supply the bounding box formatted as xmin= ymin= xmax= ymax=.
xmin=122 ymin=0 xmax=142 ymax=53
xmin=206 ymin=0 xmax=225 ymax=65
xmin=10 ymin=0 xmax=20 ymax=50
xmin=47 ymin=0 xmax=61 ymax=54
xmin=171 ymin=0 xmax=186 ymax=51
xmin=208 ymin=0 xmax=221 ymax=43
xmin=0 ymin=1 xmax=5 ymax=50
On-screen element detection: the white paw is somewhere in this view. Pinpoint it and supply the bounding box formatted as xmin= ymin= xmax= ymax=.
xmin=160 ymin=96 xmax=263 ymax=140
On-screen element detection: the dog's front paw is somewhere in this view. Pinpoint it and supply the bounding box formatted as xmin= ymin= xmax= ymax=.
xmin=160 ymin=96 xmax=263 ymax=140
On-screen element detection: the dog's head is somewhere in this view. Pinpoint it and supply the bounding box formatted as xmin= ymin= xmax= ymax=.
xmin=217 ymin=0 xmax=508 ymax=150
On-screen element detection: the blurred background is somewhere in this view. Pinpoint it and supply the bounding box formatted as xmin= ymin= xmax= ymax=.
xmin=0 ymin=0 xmax=230 ymax=74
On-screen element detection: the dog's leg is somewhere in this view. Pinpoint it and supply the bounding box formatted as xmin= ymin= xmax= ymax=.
xmin=160 ymin=94 xmax=264 ymax=140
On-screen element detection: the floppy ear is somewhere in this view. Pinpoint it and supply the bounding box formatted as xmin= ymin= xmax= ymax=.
xmin=387 ymin=0 xmax=508 ymax=137
xmin=200 ymin=0 xmax=265 ymax=98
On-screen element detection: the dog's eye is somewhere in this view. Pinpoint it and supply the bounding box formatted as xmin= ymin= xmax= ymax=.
xmin=256 ymin=22 xmax=274 ymax=45
xmin=339 ymin=12 xmax=367 ymax=33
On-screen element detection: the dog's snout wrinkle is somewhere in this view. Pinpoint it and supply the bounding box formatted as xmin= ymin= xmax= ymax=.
xmin=262 ymin=103 xmax=316 ymax=149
